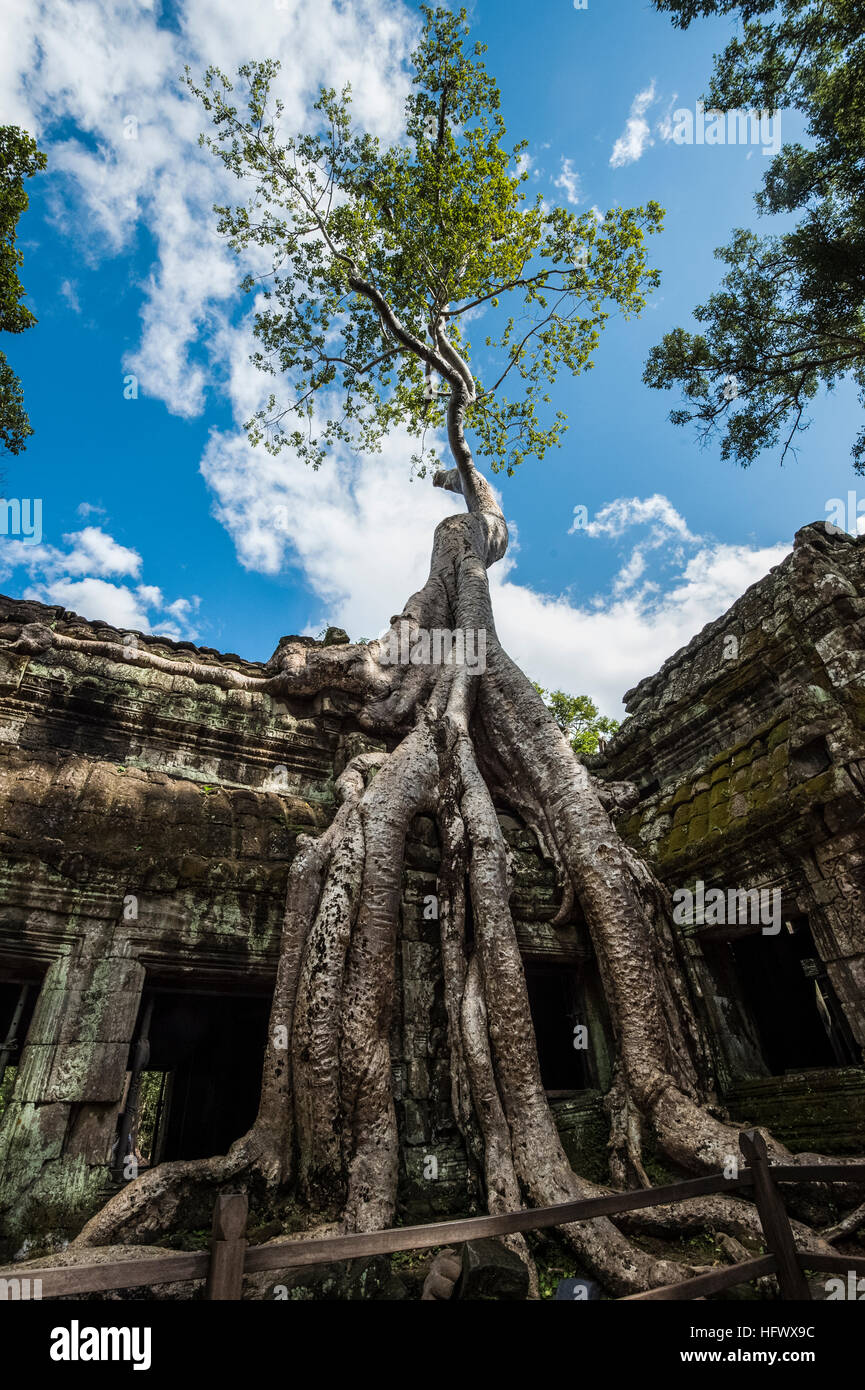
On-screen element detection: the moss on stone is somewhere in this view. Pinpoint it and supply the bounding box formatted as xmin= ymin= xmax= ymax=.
xmin=767 ymin=719 xmax=790 ymax=752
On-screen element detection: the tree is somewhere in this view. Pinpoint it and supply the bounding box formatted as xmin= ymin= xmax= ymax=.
xmin=533 ymin=685 xmax=620 ymax=756
xmin=644 ymin=0 xmax=865 ymax=468
xmin=0 ymin=126 xmax=45 ymax=456
xmin=61 ymin=7 xmax=845 ymax=1294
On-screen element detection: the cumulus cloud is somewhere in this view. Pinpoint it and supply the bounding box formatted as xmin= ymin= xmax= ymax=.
xmin=0 ymin=524 xmax=200 ymax=638
xmin=553 ymin=157 xmax=581 ymax=205
xmin=200 ymin=423 xmax=790 ymax=714
xmin=1 ymin=0 xmax=418 ymax=418
xmin=0 ymin=6 xmax=791 ymax=713
xmin=521 ymin=494 xmax=791 ymax=711
xmin=494 ymin=533 xmax=790 ymax=715
xmin=577 ymin=494 xmax=698 ymax=542
xmin=201 ymin=423 xmax=461 ymax=638
xmin=610 ymin=81 xmax=657 ymax=168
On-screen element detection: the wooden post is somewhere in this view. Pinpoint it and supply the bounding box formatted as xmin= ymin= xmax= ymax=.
xmin=739 ymin=1129 xmax=810 ymax=1300
xmin=206 ymin=1191 xmax=248 ymax=1301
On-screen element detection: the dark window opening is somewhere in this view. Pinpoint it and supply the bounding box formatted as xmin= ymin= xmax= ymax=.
xmin=525 ymin=966 xmax=592 ymax=1092
xmin=124 ymin=988 xmax=271 ymax=1166
xmin=722 ymin=917 xmax=857 ymax=1075
xmin=789 ymin=736 xmax=831 ymax=781
xmin=0 ymin=978 xmax=40 ymax=1116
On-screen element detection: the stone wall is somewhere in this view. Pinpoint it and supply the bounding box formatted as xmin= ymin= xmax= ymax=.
xmin=0 ymin=595 xmax=594 ymax=1250
xmin=594 ymin=521 xmax=865 ymax=1144
xmin=1 ymin=519 xmax=863 ymax=1251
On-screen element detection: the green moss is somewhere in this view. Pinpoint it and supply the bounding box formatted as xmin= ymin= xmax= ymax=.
xmin=750 ymin=782 xmax=772 ymax=810
xmin=768 ymin=743 xmax=789 ymax=773
xmin=662 ymin=825 xmax=690 ymax=859
xmin=709 ymin=779 xmax=730 ymax=807
xmin=767 ymin=719 xmax=790 ymax=752
xmin=552 ymin=1094 xmax=610 ymax=1184
xmin=768 ymin=769 xmax=789 ymax=798
xmin=749 ymin=756 xmax=769 ymax=785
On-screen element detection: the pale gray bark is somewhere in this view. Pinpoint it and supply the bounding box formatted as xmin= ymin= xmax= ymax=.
xmin=56 ymin=304 xmax=862 ymax=1295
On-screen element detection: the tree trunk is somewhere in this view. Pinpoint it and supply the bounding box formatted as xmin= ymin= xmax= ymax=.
xmin=41 ymin=443 xmax=848 ymax=1296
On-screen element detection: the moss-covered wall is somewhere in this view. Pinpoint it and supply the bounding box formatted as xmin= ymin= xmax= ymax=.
xmin=0 ymin=594 xmax=594 ymax=1249
xmin=1 ymin=518 xmax=863 ymax=1249
xmin=595 ymin=521 xmax=865 ymax=1140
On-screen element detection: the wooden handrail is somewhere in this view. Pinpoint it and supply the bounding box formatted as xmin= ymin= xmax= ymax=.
xmin=740 ymin=1130 xmax=811 ymax=1298
xmin=797 ymin=1253 xmax=865 ymax=1276
xmin=762 ymin=1163 xmax=865 ymax=1183
xmin=621 ymin=1254 xmax=778 ymax=1301
xmin=246 ymin=1172 xmax=748 ymax=1274
xmin=0 ymin=1250 xmax=210 ymax=1299
xmin=1 ymin=1135 xmax=862 ymax=1301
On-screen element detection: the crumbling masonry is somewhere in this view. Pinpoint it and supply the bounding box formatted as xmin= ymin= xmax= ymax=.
xmin=0 ymin=520 xmax=862 ymax=1255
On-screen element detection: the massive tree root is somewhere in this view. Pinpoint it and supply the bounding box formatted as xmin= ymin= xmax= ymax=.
xmin=21 ymin=441 xmax=853 ymax=1295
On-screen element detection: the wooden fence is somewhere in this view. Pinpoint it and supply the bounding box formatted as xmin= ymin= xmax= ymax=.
xmin=3 ymin=1131 xmax=864 ymax=1301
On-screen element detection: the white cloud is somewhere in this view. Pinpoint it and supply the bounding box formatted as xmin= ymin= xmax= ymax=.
xmin=657 ymin=93 xmax=680 ymax=143
xmin=0 ymin=527 xmax=139 ymax=583
xmin=60 ymin=526 xmax=142 ymax=578
xmin=610 ymin=81 xmax=657 ymax=168
xmin=512 ymin=493 xmax=790 ymax=712
xmin=59 ymin=278 xmax=80 ymax=312
xmin=578 ymin=494 xmax=698 ymax=542
xmin=0 ymin=8 xmax=791 ymax=715
xmin=199 ymin=424 xmax=791 ymax=714
xmin=553 ymin=156 xmax=581 ymax=205
xmin=493 ymin=532 xmax=790 ymax=716
xmin=23 ymin=576 xmax=155 ymax=632
xmin=201 ymin=422 xmax=461 ymax=639
xmin=0 ymin=526 xmax=199 ymax=639
xmin=2 ymin=0 xmax=418 ymax=418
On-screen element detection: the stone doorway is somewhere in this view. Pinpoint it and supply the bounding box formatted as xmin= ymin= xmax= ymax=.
xmin=0 ymin=977 xmax=40 ymax=1114
xmin=704 ymin=916 xmax=858 ymax=1076
xmin=124 ymin=985 xmax=271 ymax=1169
xmin=524 ymin=964 xmax=593 ymax=1093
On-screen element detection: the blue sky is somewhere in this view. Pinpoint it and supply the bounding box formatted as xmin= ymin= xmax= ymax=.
xmin=0 ymin=0 xmax=861 ymax=714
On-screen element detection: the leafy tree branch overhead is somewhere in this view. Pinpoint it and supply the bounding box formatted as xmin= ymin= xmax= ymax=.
xmin=0 ymin=126 xmax=46 ymax=457
xmin=645 ymin=0 xmax=865 ymax=469
xmin=186 ymin=4 xmax=662 ymax=480
xmin=533 ymin=683 xmax=620 ymax=756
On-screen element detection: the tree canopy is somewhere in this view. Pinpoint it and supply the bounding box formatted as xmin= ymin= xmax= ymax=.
xmin=0 ymin=126 xmax=45 ymax=457
xmin=644 ymin=0 xmax=865 ymax=469
xmin=533 ymin=683 xmax=619 ymax=756
xmin=189 ymin=5 xmax=662 ymax=479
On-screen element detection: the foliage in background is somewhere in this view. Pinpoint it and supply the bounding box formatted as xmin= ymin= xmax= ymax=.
xmin=645 ymin=0 xmax=865 ymax=469
xmin=0 ymin=126 xmax=46 ymax=456
xmin=533 ymin=683 xmax=619 ymax=756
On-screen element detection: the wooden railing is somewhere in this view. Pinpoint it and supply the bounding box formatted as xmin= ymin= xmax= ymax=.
xmin=3 ymin=1131 xmax=864 ymax=1301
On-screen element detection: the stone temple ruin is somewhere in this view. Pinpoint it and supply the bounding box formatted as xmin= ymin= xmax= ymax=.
xmin=0 ymin=520 xmax=863 ymax=1257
